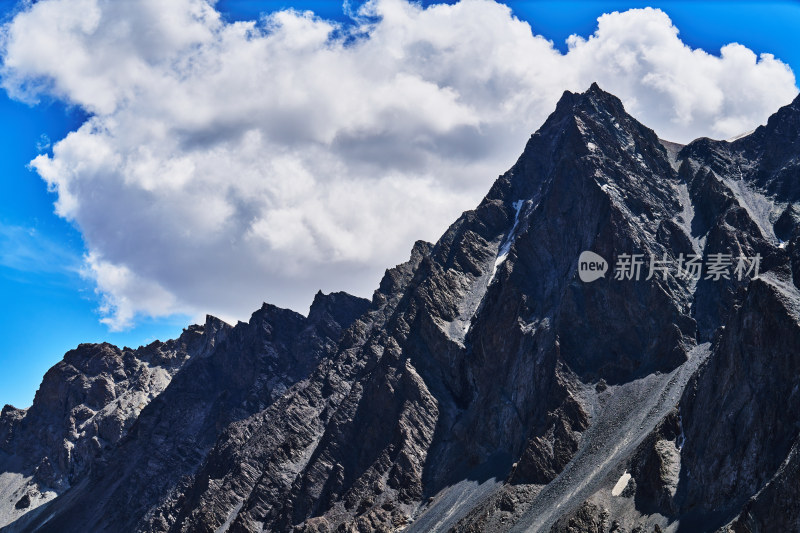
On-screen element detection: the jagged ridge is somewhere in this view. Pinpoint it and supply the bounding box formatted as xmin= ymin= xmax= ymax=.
xmin=3 ymin=85 xmax=800 ymax=533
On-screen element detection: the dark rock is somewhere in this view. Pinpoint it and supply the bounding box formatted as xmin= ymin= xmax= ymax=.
xmin=13 ymin=495 xmax=29 ymax=510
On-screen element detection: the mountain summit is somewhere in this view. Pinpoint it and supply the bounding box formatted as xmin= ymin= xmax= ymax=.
xmin=3 ymin=84 xmax=800 ymax=532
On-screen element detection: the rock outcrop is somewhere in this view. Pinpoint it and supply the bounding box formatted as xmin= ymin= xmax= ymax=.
xmin=0 ymin=317 xmax=229 ymax=527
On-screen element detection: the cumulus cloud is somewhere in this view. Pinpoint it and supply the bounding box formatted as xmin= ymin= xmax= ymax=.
xmin=1 ymin=0 xmax=796 ymax=329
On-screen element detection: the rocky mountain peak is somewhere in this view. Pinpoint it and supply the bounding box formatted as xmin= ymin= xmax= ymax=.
xmin=5 ymin=86 xmax=800 ymax=533
xmin=0 ymin=318 xmax=233 ymax=527
xmin=548 ymin=82 xmax=644 ymax=139
xmin=756 ymin=90 xmax=800 ymax=139
xmin=560 ymin=81 xmax=627 ymax=116
xmin=504 ymin=83 xmax=674 ymax=207
xmin=308 ymin=290 xmax=370 ymax=328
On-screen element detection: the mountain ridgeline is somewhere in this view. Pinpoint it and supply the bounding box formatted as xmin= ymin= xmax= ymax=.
xmin=3 ymin=84 xmax=800 ymax=532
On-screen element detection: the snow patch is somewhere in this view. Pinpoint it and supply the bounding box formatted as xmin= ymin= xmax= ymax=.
xmin=673 ymin=182 xmax=704 ymax=260
xmin=488 ymin=200 xmax=525 ymax=284
xmin=611 ymin=471 xmax=631 ymax=496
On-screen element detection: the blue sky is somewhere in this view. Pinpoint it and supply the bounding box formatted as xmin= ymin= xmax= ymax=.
xmin=0 ymin=0 xmax=798 ymax=409
xmin=218 ymin=0 xmax=800 ymax=67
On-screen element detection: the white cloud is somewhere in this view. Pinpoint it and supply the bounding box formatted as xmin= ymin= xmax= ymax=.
xmin=83 ymin=252 xmax=181 ymax=331
xmin=564 ymin=8 xmax=796 ymax=140
xmin=1 ymin=0 xmax=796 ymax=327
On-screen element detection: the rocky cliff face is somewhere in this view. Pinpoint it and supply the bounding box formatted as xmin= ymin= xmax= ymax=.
xmin=2 ymin=84 xmax=800 ymax=533
xmin=0 ymin=317 xmax=229 ymax=527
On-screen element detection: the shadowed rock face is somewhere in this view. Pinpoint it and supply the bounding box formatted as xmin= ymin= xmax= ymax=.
xmin=0 ymin=292 xmax=369 ymax=532
xmin=3 ymin=86 xmax=800 ymax=533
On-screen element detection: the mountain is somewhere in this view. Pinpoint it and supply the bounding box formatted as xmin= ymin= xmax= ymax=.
xmin=3 ymin=83 xmax=800 ymax=532
xmin=0 ymin=317 xmax=230 ymax=527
